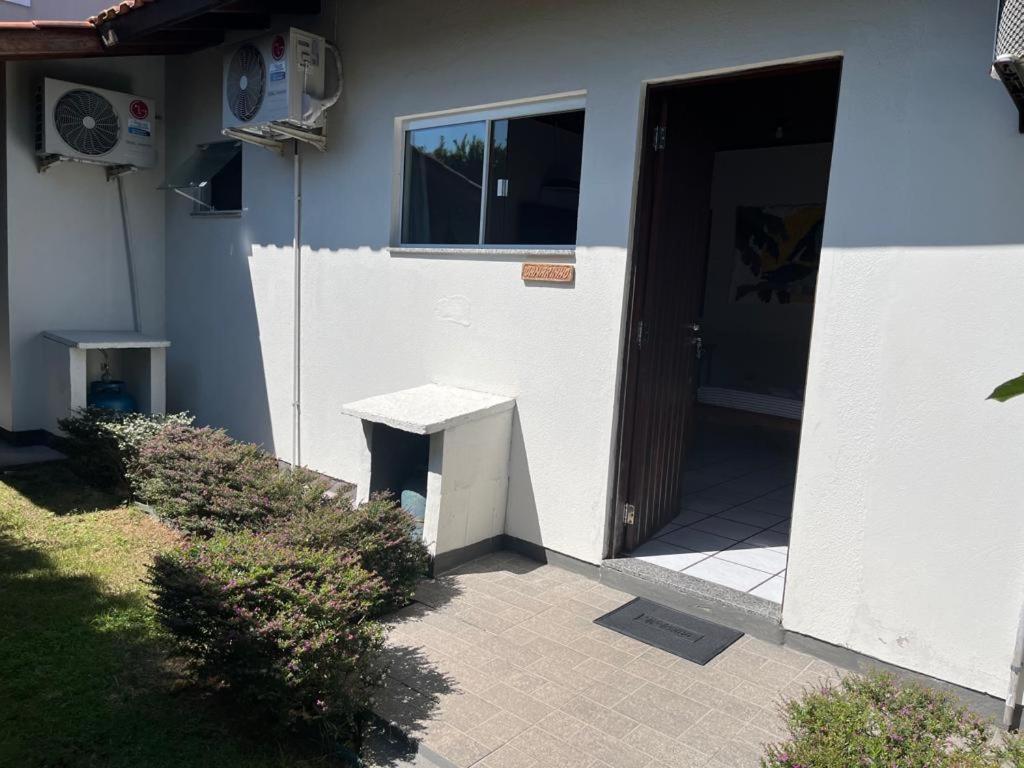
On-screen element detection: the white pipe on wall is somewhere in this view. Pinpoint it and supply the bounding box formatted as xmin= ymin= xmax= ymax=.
xmin=292 ymin=142 xmax=302 ymax=470
xmin=115 ymin=174 xmax=141 ymax=333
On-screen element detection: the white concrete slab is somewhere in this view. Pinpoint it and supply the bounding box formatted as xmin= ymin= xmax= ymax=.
xmin=340 ymin=384 xmax=515 ymax=435
xmin=43 ymin=330 xmax=171 ymax=350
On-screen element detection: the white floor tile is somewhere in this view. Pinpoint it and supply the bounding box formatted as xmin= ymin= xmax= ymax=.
xmin=765 ymin=485 xmax=795 ymax=502
xmin=657 ymin=527 xmax=733 ymax=555
xmin=651 ymin=523 xmax=682 ymax=537
xmin=715 ymin=506 xmax=786 ymax=529
xmin=750 ymin=575 xmax=786 ymax=603
xmin=771 ymin=519 xmax=791 ymax=534
xmin=688 ymin=516 xmax=762 ymax=542
xmin=715 ymin=543 xmax=789 ymax=574
xmin=681 ymin=495 xmax=736 ymax=515
xmin=683 ymin=557 xmax=771 ymax=592
xmin=734 ymin=496 xmax=793 ymax=517
xmin=745 ymin=530 xmax=789 ymax=551
xmin=672 ymin=510 xmax=709 ymax=526
xmin=630 ymin=540 xmax=710 ymax=571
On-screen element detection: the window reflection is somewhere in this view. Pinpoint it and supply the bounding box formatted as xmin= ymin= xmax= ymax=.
xmin=402 ymin=121 xmax=486 ymax=245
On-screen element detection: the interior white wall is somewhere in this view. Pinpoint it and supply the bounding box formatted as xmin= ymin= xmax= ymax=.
xmin=703 ymin=144 xmax=831 ymax=396
xmin=163 ymin=0 xmax=1024 ymax=697
xmin=4 ymin=56 xmax=165 ymax=432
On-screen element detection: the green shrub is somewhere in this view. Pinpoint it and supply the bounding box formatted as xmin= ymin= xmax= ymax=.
xmin=135 ymin=424 xmax=328 ymax=536
xmin=763 ymin=672 xmax=1024 ymax=768
xmin=150 ymin=528 xmax=387 ymax=730
xmin=57 ymin=407 xmax=194 ymax=494
xmin=278 ymin=494 xmax=428 ymax=616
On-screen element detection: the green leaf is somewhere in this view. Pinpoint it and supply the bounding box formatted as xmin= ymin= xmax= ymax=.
xmin=988 ymin=373 xmax=1024 ymax=402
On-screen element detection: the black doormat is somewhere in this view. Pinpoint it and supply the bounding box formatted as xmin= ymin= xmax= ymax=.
xmin=594 ymin=598 xmax=743 ymax=665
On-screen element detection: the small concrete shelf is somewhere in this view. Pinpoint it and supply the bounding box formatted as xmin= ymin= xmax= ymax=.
xmin=342 ymin=384 xmax=516 ymax=572
xmin=43 ymin=330 xmax=171 ymax=418
xmin=340 ymin=383 xmax=515 ymax=435
xmin=43 ymin=330 xmax=171 ymax=350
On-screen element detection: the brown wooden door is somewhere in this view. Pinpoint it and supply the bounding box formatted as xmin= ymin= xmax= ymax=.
xmin=620 ymin=88 xmax=715 ymax=552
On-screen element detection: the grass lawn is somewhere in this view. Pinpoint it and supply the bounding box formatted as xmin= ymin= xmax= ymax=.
xmin=0 ymin=461 xmax=337 ymax=768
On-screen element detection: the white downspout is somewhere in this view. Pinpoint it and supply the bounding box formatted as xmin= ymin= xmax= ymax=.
xmin=291 ymin=141 xmax=302 ymax=470
xmin=1006 ymin=600 xmax=1024 ymax=728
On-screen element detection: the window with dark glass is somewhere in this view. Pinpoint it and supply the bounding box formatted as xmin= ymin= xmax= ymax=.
xmin=400 ymin=107 xmax=585 ymax=246
xmin=402 ymin=121 xmax=486 ymax=245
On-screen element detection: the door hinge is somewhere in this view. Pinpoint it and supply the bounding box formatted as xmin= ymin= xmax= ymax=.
xmin=623 ymin=503 xmax=636 ymax=525
xmin=653 ymin=125 xmax=667 ymax=151
xmin=636 ymin=319 xmax=644 ymax=349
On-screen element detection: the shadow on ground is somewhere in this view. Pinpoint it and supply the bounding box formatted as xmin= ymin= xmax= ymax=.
xmin=363 ymin=573 xmax=468 ymax=767
xmin=0 ymin=466 xmax=349 ymax=767
xmin=0 ymin=461 xmax=122 ymax=515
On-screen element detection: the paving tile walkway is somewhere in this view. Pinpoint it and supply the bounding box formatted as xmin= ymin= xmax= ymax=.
xmin=373 ymin=552 xmax=840 ymax=768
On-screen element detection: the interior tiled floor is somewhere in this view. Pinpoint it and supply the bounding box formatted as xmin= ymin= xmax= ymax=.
xmin=629 ymin=425 xmax=797 ymax=604
xmin=371 ymin=553 xmax=839 ymax=768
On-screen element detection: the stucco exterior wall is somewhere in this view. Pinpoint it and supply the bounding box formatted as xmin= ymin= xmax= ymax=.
xmin=164 ymin=0 xmax=1024 ymax=698
xmin=4 ymin=56 xmax=165 ymax=432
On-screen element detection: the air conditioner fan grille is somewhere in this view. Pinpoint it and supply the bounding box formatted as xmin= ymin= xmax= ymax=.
xmin=53 ymin=89 xmax=119 ymax=156
xmin=227 ymin=44 xmax=267 ymax=122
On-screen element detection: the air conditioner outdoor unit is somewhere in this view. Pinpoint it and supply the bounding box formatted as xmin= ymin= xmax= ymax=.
xmin=35 ymin=78 xmax=157 ymax=168
xmin=222 ymin=28 xmax=326 ymax=133
xmin=993 ymin=0 xmax=1024 ymax=131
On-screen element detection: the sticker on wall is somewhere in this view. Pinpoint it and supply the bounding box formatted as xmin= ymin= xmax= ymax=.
xmin=522 ymin=263 xmax=574 ymax=284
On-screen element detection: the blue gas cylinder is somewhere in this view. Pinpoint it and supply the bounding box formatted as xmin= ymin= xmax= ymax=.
xmin=400 ymin=475 xmax=427 ymax=538
xmin=87 ymin=380 xmax=137 ymax=412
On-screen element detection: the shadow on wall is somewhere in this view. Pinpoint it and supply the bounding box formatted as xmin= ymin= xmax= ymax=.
xmin=506 ymin=407 xmax=540 ymax=546
xmin=166 ymin=236 xmax=278 ymax=453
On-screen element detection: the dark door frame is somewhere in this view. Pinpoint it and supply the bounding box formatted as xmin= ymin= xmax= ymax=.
xmin=606 ymin=56 xmax=844 ymax=560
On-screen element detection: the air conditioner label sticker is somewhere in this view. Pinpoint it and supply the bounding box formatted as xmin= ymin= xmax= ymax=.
xmin=128 ymin=118 xmax=151 ymax=137
xmin=269 ymin=61 xmax=287 ymax=82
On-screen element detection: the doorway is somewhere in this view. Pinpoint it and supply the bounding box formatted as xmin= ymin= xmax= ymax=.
xmin=613 ymin=59 xmax=842 ymax=605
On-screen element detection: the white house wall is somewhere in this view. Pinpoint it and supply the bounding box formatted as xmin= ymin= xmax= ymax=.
xmin=4 ymin=56 xmax=166 ymax=432
xmin=164 ymin=0 xmax=1024 ymax=698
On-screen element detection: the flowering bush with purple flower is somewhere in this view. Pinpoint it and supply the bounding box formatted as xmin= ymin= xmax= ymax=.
xmin=136 ymin=424 xmax=329 ymax=536
xmin=57 ymin=407 xmax=194 ymax=495
xmin=762 ymin=672 xmax=1023 ymax=768
xmin=150 ymin=525 xmax=389 ymax=732
xmin=277 ymin=495 xmax=428 ymax=616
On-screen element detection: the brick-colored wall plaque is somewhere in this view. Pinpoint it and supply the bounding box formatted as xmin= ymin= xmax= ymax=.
xmin=521 ymin=263 xmax=575 ymax=283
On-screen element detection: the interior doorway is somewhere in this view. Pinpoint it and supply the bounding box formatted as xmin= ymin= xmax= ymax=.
xmin=612 ymin=59 xmax=842 ymax=606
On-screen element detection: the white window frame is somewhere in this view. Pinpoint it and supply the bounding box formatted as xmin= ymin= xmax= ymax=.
xmin=391 ymin=92 xmax=586 ymax=254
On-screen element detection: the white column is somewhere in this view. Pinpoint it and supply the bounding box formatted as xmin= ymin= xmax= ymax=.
xmin=149 ymin=347 xmax=166 ymax=415
xmin=68 ymin=348 xmax=88 ymax=412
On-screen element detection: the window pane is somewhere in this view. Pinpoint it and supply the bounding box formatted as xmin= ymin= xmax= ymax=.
xmin=402 ymin=121 xmax=486 ymax=244
xmin=485 ymin=110 xmax=584 ymax=245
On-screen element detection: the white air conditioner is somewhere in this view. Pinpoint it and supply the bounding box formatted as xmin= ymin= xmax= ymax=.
xmin=994 ymin=0 xmax=1024 ymax=130
xmin=36 ymin=78 xmax=157 ymax=168
xmin=222 ymin=28 xmax=326 ymax=132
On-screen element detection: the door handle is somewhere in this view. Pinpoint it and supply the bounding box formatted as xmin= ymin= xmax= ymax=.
xmin=689 ymin=323 xmax=702 ymax=358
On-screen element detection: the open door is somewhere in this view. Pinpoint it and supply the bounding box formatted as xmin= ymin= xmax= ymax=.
xmin=618 ymin=86 xmax=716 ymax=552
xmin=612 ymin=60 xmax=843 ymax=601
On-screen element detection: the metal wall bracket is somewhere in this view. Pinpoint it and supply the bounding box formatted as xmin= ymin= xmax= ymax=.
xmin=222 ymin=120 xmax=328 ymax=154
xmin=105 ymin=164 xmax=139 ymax=181
xmin=36 ymin=154 xmax=65 ymax=173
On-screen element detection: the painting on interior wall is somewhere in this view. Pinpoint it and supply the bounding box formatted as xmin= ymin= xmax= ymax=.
xmin=731 ymin=204 xmax=824 ymax=304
